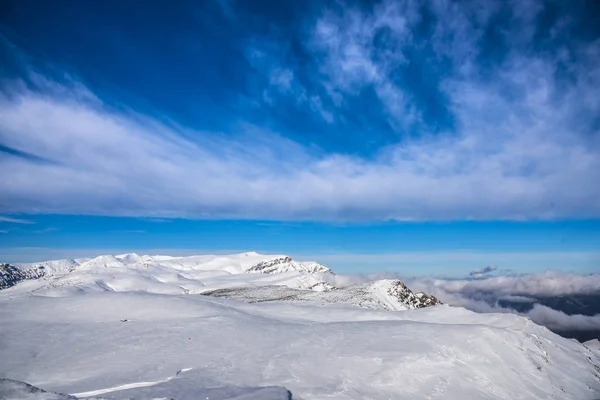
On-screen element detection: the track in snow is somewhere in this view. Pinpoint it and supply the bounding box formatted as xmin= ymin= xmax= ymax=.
xmin=71 ymin=368 xmax=193 ymax=397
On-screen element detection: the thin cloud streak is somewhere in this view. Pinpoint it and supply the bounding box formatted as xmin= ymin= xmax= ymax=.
xmin=0 ymin=216 xmax=35 ymax=224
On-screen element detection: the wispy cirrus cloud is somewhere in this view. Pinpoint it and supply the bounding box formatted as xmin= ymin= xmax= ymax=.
xmin=1 ymin=0 xmax=599 ymax=221
xmin=0 ymin=216 xmax=34 ymax=224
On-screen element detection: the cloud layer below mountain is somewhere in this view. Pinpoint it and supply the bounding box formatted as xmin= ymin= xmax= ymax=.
xmin=404 ymin=271 xmax=600 ymax=333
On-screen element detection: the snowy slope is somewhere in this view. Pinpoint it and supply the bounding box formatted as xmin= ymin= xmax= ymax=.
xmin=0 ymin=379 xmax=77 ymax=400
xmin=1 ymin=252 xmax=600 ymax=399
xmin=0 ymin=289 xmax=599 ymax=399
xmin=204 ymin=279 xmax=441 ymax=311
xmin=0 ymin=378 xmax=291 ymax=400
xmin=585 ymin=339 xmax=600 ymax=354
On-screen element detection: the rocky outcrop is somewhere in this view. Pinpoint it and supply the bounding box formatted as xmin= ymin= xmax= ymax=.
xmin=386 ymin=280 xmax=442 ymax=308
xmin=0 ymin=263 xmax=46 ymax=290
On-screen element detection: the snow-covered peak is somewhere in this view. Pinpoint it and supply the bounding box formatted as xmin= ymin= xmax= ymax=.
xmin=1 ymin=252 xmax=337 ymax=294
xmin=78 ymin=255 xmax=125 ymax=270
xmin=246 ymin=256 xmax=332 ymax=275
xmin=114 ymin=253 xmax=143 ymax=263
xmin=370 ymin=279 xmax=442 ymax=310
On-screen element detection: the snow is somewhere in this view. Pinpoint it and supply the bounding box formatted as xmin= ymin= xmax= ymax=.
xmin=0 ymin=378 xmax=291 ymax=400
xmin=204 ymin=279 xmax=440 ymax=310
xmin=0 ymin=379 xmax=75 ymax=400
xmin=1 ymin=252 xmax=600 ymax=399
xmin=585 ymin=339 xmax=600 ymax=354
xmin=4 ymin=252 xmax=334 ymax=296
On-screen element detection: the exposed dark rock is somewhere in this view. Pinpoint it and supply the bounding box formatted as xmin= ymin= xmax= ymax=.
xmin=387 ymin=280 xmax=442 ymax=308
xmin=0 ymin=263 xmax=45 ymax=290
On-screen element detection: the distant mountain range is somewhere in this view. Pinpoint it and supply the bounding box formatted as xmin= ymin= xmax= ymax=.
xmin=0 ymin=252 xmax=439 ymax=311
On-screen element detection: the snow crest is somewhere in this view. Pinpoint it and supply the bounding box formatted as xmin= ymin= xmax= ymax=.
xmin=1 ymin=252 xmax=338 ymax=295
xmin=246 ymin=256 xmax=331 ymax=274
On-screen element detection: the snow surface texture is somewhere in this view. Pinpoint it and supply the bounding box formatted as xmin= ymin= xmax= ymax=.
xmin=0 ymin=378 xmax=291 ymax=400
xmin=204 ymin=279 xmax=441 ymax=311
xmin=0 ymin=379 xmax=76 ymax=400
xmin=586 ymin=339 xmax=600 ymax=353
xmin=1 ymin=252 xmax=600 ymax=399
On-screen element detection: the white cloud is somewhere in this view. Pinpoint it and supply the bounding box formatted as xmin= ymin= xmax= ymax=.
xmin=310 ymin=2 xmax=419 ymax=130
xmin=527 ymin=304 xmax=600 ymax=331
xmin=1 ymin=0 xmax=599 ymax=221
xmin=1 ymin=73 xmax=598 ymax=220
xmin=0 ymin=216 xmax=34 ymax=224
xmin=404 ymin=271 xmax=600 ymax=333
xmin=411 ymin=271 xmax=600 ymax=297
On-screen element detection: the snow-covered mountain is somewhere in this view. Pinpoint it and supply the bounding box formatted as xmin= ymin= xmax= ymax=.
xmin=246 ymin=256 xmax=332 ymax=274
xmin=1 ymin=252 xmax=600 ymax=399
xmin=1 ymin=252 xmax=336 ymax=295
xmin=1 ymin=252 xmax=439 ymax=310
xmin=0 ymin=263 xmax=45 ymax=290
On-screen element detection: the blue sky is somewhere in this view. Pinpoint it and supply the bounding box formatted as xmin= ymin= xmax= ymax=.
xmin=1 ymin=0 xmax=599 ymax=275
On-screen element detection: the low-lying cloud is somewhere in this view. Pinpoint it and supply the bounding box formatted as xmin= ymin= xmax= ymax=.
xmin=403 ymin=271 xmax=600 ymax=334
xmin=527 ymin=304 xmax=600 ymax=332
xmin=333 ymin=269 xmax=600 ymax=335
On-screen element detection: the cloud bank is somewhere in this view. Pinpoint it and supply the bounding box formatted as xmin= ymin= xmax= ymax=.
xmin=404 ymin=271 xmax=600 ymax=333
xmin=469 ymin=265 xmax=497 ymax=278
xmin=1 ymin=0 xmax=599 ymax=221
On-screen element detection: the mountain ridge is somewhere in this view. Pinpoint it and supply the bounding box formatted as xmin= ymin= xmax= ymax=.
xmin=0 ymin=252 xmax=441 ymax=311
